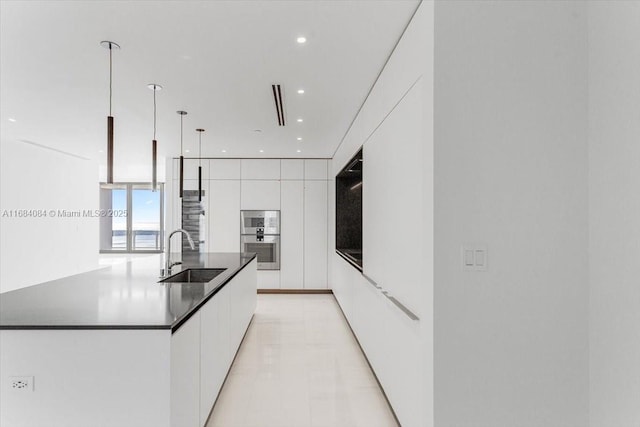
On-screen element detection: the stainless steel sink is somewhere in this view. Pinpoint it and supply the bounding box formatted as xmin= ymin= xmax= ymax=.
xmin=160 ymin=268 xmax=226 ymax=283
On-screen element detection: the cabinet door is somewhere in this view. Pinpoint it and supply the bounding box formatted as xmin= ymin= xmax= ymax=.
xmin=200 ymin=296 xmax=224 ymax=426
xmin=171 ymin=312 xmax=201 ymax=427
xmin=280 ymin=181 xmax=304 ymax=289
xmin=240 ymin=159 xmax=280 ymax=180
xmin=240 ymin=180 xmax=280 ymax=210
xmin=304 ymin=181 xmax=328 ymax=289
xmin=208 ymin=180 xmax=240 ymax=252
xmin=281 ymin=159 xmax=304 ymax=180
xmin=304 ymin=159 xmax=328 ymax=180
xmin=210 ymin=159 xmax=240 ymax=180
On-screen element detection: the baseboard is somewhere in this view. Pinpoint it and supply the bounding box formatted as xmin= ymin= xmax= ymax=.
xmin=257 ymin=289 xmax=333 ymax=294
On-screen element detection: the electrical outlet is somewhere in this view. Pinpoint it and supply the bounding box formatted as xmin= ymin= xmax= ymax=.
xmin=10 ymin=376 xmax=34 ymax=392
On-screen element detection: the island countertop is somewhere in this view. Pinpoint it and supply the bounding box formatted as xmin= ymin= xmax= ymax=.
xmin=0 ymin=252 xmax=256 ymax=332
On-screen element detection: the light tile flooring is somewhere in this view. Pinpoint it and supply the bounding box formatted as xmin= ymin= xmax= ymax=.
xmin=207 ymin=294 xmax=398 ymax=427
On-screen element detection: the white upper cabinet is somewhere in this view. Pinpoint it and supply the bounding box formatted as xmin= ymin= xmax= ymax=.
xmin=281 ymin=159 xmax=304 ymax=180
xmin=182 ymin=159 xmax=209 ymax=181
xmin=210 ymin=159 xmax=241 ymax=180
xmin=241 ymin=180 xmax=280 ymax=210
xmin=241 ymin=159 xmax=280 ymax=180
xmin=304 ymin=159 xmax=328 ymax=180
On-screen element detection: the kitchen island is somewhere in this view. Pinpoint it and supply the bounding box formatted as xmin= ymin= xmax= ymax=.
xmin=0 ymin=252 xmax=257 ymax=427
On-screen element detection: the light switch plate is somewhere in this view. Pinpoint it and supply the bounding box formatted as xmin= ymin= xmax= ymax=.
xmin=462 ymin=244 xmax=488 ymax=272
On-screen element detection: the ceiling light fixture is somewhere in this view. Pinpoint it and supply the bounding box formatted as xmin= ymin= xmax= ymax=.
xmin=176 ymin=110 xmax=188 ymax=198
xmin=297 ymin=137 xmax=302 ymax=141
xmin=8 ymin=118 xmax=16 ymax=123
xmin=196 ymin=128 xmax=205 ymax=202
xmin=221 ymin=149 xmax=227 ymax=153
xmin=297 ymin=118 xmax=303 ymax=123
xmin=101 ymin=40 xmax=120 ymax=184
xmin=259 ymin=150 xmax=264 ymax=153
xmin=296 ymin=36 xmax=307 ymax=44
xmin=185 ymin=149 xmax=190 ymax=153
xmin=297 ymin=89 xmax=305 ymax=94
xmin=148 ymin=84 xmax=162 ymax=191
xmin=297 ymin=150 xmax=301 ymax=153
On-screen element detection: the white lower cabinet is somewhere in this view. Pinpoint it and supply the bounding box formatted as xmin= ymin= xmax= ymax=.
xmin=304 ymin=181 xmax=328 ymax=289
xmin=171 ymin=258 xmax=257 ymax=427
xmin=171 ymin=312 xmax=201 ymax=427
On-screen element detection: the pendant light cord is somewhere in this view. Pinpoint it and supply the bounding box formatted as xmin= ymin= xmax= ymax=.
xmin=199 ymin=132 xmax=202 ymax=167
xmin=180 ymin=115 xmax=183 ymax=154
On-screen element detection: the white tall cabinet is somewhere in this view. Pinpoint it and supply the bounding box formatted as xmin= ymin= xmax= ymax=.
xmin=304 ymin=180 xmax=328 ymax=289
xmin=168 ymin=158 xmax=330 ymax=289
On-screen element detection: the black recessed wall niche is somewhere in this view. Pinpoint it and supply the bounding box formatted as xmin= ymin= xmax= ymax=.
xmin=335 ymin=148 xmax=363 ymax=271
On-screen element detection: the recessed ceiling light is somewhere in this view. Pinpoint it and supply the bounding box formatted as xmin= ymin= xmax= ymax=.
xmin=297 ymin=89 xmax=305 ymax=94
xmin=8 ymin=118 xmax=16 ymax=122
xmin=297 ymin=118 xmax=303 ymax=123
xmin=296 ymin=36 xmax=307 ymax=44
xmin=221 ymin=149 xmax=227 ymax=153
xmin=297 ymin=149 xmax=301 ymax=153
xmin=259 ymin=149 xmax=264 ymax=153
xmin=297 ymin=137 xmax=302 ymax=141
xmin=98 ymin=150 xmax=104 ymax=153
xmin=185 ymin=149 xmax=190 ymax=153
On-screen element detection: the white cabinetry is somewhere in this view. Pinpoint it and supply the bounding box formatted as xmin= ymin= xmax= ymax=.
xmin=280 ymin=180 xmax=304 ymax=288
xmin=208 ymin=180 xmax=240 ymax=252
xmin=304 ymin=180 xmax=328 ymax=289
xmin=241 ymin=159 xmax=280 ymax=180
xmin=241 ymin=180 xmax=280 ymax=210
xmin=304 ymin=159 xmax=328 ymax=180
xmin=171 ymin=312 xmax=201 ymax=427
xmin=281 ymin=159 xmax=304 ymax=180
xmin=210 ymin=159 xmax=240 ymax=180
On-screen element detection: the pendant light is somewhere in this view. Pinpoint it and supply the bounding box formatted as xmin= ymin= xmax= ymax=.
xmin=100 ymin=40 xmax=120 ymax=184
xmin=176 ymin=110 xmax=188 ymax=198
xmin=196 ymin=128 xmax=205 ymax=202
xmin=147 ymin=84 xmax=162 ymax=191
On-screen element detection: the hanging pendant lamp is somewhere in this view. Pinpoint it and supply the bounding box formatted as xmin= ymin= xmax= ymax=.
xmin=196 ymin=129 xmax=205 ymax=202
xmin=176 ymin=110 xmax=188 ymax=198
xmin=148 ymin=84 xmax=162 ymax=191
xmin=100 ymin=41 xmax=120 ymax=184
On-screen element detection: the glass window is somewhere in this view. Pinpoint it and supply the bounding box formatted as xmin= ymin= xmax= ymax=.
xmin=99 ymin=183 xmax=164 ymax=253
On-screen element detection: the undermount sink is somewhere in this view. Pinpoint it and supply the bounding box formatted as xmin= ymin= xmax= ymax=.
xmin=160 ymin=268 xmax=226 ymax=283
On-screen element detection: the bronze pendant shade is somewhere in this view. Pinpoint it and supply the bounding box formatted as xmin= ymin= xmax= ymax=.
xmin=148 ymin=84 xmax=162 ymax=191
xmin=177 ymin=111 xmax=188 ymax=198
xmin=196 ymin=129 xmax=205 ymax=202
xmin=100 ymin=41 xmax=120 ymax=184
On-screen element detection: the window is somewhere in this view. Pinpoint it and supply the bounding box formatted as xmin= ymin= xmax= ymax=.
xmin=99 ymin=183 xmax=164 ymax=253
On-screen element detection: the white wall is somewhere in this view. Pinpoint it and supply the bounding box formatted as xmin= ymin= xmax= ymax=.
xmin=588 ymin=2 xmax=640 ymax=426
xmin=0 ymin=140 xmax=99 ymax=293
xmin=433 ymin=2 xmax=589 ymax=426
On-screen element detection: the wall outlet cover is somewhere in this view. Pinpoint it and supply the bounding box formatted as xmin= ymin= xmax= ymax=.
xmin=10 ymin=376 xmax=34 ymax=392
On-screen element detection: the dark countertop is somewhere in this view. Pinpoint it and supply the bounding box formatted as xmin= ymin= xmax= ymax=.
xmin=0 ymin=252 xmax=256 ymax=333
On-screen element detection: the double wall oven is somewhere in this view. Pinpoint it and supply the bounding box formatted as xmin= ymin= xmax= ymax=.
xmin=240 ymin=210 xmax=280 ymax=270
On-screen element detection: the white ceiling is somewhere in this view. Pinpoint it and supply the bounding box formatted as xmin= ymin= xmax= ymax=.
xmin=0 ymin=0 xmax=418 ymax=169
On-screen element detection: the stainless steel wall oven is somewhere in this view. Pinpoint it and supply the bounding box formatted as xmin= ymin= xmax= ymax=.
xmin=240 ymin=210 xmax=280 ymax=270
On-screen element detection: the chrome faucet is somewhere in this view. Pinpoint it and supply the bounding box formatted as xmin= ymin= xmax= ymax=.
xmin=162 ymin=229 xmax=195 ymax=277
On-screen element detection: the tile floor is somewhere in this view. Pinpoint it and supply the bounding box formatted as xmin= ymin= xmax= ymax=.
xmin=206 ymin=294 xmax=398 ymax=427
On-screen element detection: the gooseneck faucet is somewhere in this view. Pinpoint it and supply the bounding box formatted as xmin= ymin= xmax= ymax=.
xmin=163 ymin=229 xmax=195 ymax=277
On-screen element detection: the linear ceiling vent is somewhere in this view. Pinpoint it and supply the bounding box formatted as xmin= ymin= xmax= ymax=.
xmin=272 ymin=84 xmax=286 ymax=126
